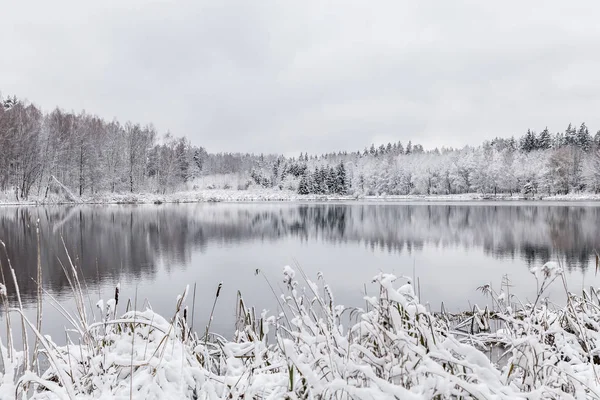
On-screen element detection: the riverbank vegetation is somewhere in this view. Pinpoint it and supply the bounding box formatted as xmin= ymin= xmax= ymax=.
xmin=1 ymin=242 xmax=600 ymax=398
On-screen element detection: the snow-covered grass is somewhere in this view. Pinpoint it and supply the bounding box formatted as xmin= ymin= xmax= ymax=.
xmin=363 ymin=192 xmax=600 ymax=202
xmin=543 ymin=193 xmax=600 ymax=201
xmin=0 ymin=188 xmax=357 ymax=205
xmin=4 ymin=188 xmax=600 ymax=206
xmin=3 ymin=243 xmax=600 ymax=398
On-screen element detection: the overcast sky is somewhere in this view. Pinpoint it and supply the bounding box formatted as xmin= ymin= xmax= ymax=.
xmin=2 ymin=1 xmax=600 ymax=155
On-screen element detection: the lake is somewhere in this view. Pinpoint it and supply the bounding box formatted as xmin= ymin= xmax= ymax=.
xmin=1 ymin=201 xmax=600 ymax=342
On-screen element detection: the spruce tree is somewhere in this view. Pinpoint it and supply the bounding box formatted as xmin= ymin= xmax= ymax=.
xmin=335 ymin=161 xmax=347 ymax=194
xmin=554 ymin=132 xmax=565 ymax=148
xmin=577 ymin=122 xmax=592 ymax=151
xmin=327 ymin=166 xmax=336 ymax=193
xmin=537 ymin=128 xmax=551 ymax=150
xmin=311 ymin=169 xmax=320 ymax=193
xmin=565 ymin=123 xmax=577 ymax=146
xmin=298 ymin=172 xmax=309 ymax=194
xmin=319 ymin=167 xmax=328 ymax=194
xmin=396 ymin=141 xmax=404 ymax=154
xmin=519 ymin=129 xmax=536 ymax=152
xmin=507 ymin=137 xmax=517 ymax=152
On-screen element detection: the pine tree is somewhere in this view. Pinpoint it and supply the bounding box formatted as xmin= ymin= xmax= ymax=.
xmin=396 ymin=141 xmax=404 ymax=154
xmin=405 ymin=141 xmax=413 ymax=154
xmin=565 ymin=123 xmax=577 ymax=146
xmin=271 ymin=158 xmax=281 ymax=186
xmin=554 ymin=132 xmax=566 ymax=148
xmin=537 ymin=128 xmax=551 ymax=150
xmin=319 ymin=167 xmax=328 ymax=194
xmin=576 ymin=122 xmax=592 ymax=151
xmin=335 ymin=161 xmax=347 ymax=194
xmin=519 ymin=129 xmax=536 ymax=152
xmin=311 ymin=169 xmax=320 ymax=193
xmin=325 ymin=166 xmax=336 ymax=193
xmin=507 ymin=137 xmax=517 ymax=152
xmin=594 ymin=131 xmax=600 ymax=148
xmin=298 ymin=171 xmax=309 ymax=194
xmin=369 ymin=144 xmax=376 ymax=155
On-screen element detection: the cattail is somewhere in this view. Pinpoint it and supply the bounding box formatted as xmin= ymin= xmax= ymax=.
xmin=216 ymin=282 xmax=222 ymax=298
xmin=114 ymin=285 xmax=120 ymax=307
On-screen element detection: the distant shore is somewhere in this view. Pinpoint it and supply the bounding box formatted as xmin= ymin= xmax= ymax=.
xmin=2 ymin=189 xmax=600 ymax=206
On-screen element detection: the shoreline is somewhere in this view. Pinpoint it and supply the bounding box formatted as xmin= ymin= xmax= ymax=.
xmin=2 ymin=191 xmax=600 ymax=206
xmin=2 ymin=190 xmax=600 ymax=206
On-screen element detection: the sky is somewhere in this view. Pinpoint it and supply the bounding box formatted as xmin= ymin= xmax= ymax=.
xmin=2 ymin=1 xmax=600 ymax=156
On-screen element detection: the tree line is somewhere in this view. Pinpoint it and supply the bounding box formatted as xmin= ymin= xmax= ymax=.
xmin=3 ymin=93 xmax=600 ymax=199
xmin=0 ymin=95 xmax=280 ymax=199
xmin=297 ymin=163 xmax=348 ymax=195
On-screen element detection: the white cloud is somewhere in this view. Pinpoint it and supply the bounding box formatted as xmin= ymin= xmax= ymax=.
xmin=2 ymin=0 xmax=600 ymax=155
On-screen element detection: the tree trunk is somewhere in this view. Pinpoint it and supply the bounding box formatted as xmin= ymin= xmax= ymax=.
xmin=79 ymin=146 xmax=84 ymax=196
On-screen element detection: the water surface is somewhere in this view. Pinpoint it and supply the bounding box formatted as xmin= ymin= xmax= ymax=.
xmin=1 ymin=202 xmax=599 ymax=341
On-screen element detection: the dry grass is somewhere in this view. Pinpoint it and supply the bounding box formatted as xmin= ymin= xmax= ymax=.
xmin=1 ymin=240 xmax=600 ymax=398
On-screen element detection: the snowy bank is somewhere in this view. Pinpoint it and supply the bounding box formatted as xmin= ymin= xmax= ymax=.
xmin=364 ymin=193 xmax=600 ymax=202
xmin=4 ymin=189 xmax=600 ymax=206
xmin=2 ymin=260 xmax=600 ymax=399
xmin=0 ymin=189 xmax=356 ymax=206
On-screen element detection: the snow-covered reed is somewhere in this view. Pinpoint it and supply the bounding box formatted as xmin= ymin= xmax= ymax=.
xmin=2 ymin=253 xmax=600 ymax=398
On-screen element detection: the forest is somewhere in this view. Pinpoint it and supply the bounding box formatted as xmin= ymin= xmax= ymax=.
xmin=2 ymin=94 xmax=600 ymax=200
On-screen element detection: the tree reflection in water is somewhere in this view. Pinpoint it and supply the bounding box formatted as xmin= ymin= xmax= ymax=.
xmin=1 ymin=203 xmax=599 ymax=303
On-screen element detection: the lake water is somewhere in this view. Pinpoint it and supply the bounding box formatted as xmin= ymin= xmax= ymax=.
xmin=1 ymin=202 xmax=600 ymax=342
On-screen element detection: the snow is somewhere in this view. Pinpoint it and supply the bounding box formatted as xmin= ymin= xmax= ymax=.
xmin=2 ymin=264 xmax=599 ymax=399
xmin=530 ymin=261 xmax=563 ymax=280
xmin=5 ymin=188 xmax=600 ymax=206
xmin=282 ymin=265 xmax=295 ymax=285
xmin=0 ymin=188 xmax=356 ymax=205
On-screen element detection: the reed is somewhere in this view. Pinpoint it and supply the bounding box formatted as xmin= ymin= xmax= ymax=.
xmin=1 ymin=245 xmax=600 ymax=398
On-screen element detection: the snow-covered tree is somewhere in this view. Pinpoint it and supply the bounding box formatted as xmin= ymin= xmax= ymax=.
xmin=334 ymin=162 xmax=347 ymax=194
xmin=5 ymin=93 xmax=600 ymax=199
xmin=520 ymin=129 xmax=537 ymax=152
xmin=565 ymin=123 xmax=577 ymax=146
xmin=536 ymin=128 xmax=552 ymax=150
xmin=586 ymin=147 xmax=600 ymax=193
xmin=576 ymin=122 xmax=592 ymax=152
xmin=298 ymin=171 xmax=309 ymax=194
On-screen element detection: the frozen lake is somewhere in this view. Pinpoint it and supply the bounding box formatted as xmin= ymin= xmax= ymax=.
xmin=1 ymin=201 xmax=600 ymax=340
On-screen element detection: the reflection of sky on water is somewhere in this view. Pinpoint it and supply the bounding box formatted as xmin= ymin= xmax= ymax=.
xmin=1 ymin=202 xmax=600 ymax=341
